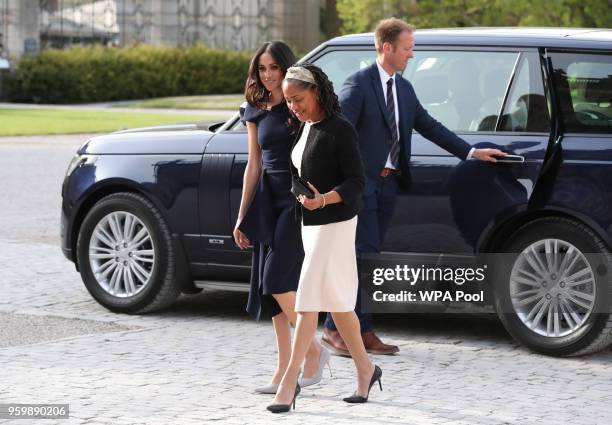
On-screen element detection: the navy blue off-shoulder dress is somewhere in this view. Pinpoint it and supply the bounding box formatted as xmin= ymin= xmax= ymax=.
xmin=239 ymin=102 xmax=304 ymax=320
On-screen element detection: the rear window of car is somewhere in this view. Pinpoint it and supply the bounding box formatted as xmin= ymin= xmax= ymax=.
xmin=549 ymin=52 xmax=612 ymax=134
xmin=316 ymin=48 xmax=550 ymax=134
xmin=405 ymin=50 xmax=549 ymax=133
xmin=405 ymin=50 xmax=519 ymax=132
xmin=498 ymin=51 xmax=550 ymax=133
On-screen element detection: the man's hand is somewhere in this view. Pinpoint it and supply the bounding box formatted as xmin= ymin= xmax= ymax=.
xmin=472 ymin=148 xmax=507 ymax=163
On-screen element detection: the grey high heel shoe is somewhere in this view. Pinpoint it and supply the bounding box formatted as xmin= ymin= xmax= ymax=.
xmin=254 ymin=383 xmax=279 ymax=394
xmin=298 ymin=346 xmax=332 ymax=387
xmin=255 ymin=368 xmax=302 ymax=394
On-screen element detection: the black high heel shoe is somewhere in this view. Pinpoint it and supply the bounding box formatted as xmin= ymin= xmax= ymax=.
xmin=266 ymin=383 xmax=301 ymax=413
xmin=343 ymin=365 xmax=382 ymax=403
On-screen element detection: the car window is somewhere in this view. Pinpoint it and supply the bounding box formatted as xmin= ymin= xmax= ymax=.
xmin=314 ymin=49 xmax=376 ymax=94
xmin=229 ymin=111 xmax=246 ymax=131
xmin=230 ymin=120 xmax=246 ymax=131
xmin=550 ymin=52 xmax=612 ymax=134
xmin=403 ymin=50 xmax=519 ymax=132
xmin=499 ymin=52 xmax=550 ymax=133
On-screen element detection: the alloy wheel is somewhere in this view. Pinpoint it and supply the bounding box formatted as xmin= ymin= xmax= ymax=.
xmin=509 ymin=238 xmax=596 ymax=337
xmin=88 ymin=211 xmax=156 ymax=297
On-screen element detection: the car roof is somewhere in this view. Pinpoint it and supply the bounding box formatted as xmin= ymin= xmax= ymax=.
xmin=326 ymin=27 xmax=612 ymax=50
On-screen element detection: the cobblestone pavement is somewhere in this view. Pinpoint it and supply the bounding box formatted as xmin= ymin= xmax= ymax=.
xmin=1 ymin=134 xmax=611 ymax=425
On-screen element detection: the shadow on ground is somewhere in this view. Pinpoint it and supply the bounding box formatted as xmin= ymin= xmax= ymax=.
xmin=148 ymin=289 xmax=516 ymax=346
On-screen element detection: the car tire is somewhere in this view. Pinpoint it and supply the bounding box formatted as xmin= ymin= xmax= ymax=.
xmin=76 ymin=192 xmax=181 ymax=313
xmin=494 ymin=216 xmax=612 ymax=356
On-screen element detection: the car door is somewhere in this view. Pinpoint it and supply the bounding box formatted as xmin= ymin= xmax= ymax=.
xmin=382 ymin=47 xmax=552 ymax=257
xmin=193 ymin=122 xmax=252 ymax=280
xmin=542 ymin=50 xmax=612 ymax=243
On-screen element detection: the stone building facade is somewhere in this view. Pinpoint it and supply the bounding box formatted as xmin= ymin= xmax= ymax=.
xmin=0 ymin=0 xmax=320 ymax=60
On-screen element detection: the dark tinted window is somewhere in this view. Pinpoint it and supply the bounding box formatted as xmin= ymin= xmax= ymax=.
xmin=499 ymin=52 xmax=550 ymax=133
xmin=404 ymin=51 xmax=519 ymax=132
xmin=550 ymin=52 xmax=612 ymax=134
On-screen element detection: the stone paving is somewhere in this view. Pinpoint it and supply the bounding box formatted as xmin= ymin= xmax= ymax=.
xmin=0 ymin=134 xmax=611 ymax=424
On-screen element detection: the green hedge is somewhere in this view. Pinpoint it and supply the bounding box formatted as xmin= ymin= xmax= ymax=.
xmin=5 ymin=44 xmax=251 ymax=104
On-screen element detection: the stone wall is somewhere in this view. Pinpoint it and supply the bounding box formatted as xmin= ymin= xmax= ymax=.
xmin=1 ymin=0 xmax=41 ymax=59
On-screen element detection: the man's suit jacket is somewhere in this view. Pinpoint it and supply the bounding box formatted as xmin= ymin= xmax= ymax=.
xmin=339 ymin=62 xmax=472 ymax=195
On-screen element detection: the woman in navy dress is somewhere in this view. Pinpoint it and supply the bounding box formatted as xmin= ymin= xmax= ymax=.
xmin=233 ymin=41 xmax=329 ymax=394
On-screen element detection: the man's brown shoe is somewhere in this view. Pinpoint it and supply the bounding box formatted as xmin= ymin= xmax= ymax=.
xmin=321 ymin=328 xmax=350 ymax=357
xmin=362 ymin=331 xmax=399 ymax=355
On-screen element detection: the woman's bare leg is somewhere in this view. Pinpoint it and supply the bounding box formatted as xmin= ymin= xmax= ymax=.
xmin=271 ymin=311 xmax=319 ymax=405
xmin=272 ymin=292 xmax=322 ymax=378
xmin=331 ymin=311 xmax=375 ymax=397
xmin=270 ymin=312 xmax=291 ymax=384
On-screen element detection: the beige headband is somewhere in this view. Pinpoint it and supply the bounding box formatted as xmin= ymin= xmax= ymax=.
xmin=284 ymin=66 xmax=316 ymax=85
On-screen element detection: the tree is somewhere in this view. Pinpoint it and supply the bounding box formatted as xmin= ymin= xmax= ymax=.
xmin=335 ymin=0 xmax=417 ymax=34
xmin=332 ymin=0 xmax=612 ymax=34
xmin=408 ymin=0 xmax=499 ymax=28
xmin=325 ymin=0 xmax=343 ymax=38
xmin=510 ymin=0 xmax=612 ymax=28
xmin=410 ymin=0 xmax=612 ymax=28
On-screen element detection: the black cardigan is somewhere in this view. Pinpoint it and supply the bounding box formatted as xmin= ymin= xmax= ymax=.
xmin=290 ymin=113 xmax=365 ymax=226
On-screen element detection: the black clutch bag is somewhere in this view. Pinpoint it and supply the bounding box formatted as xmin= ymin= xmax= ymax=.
xmin=291 ymin=175 xmax=315 ymax=199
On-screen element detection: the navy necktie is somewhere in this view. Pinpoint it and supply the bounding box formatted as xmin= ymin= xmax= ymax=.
xmin=386 ymin=77 xmax=401 ymax=167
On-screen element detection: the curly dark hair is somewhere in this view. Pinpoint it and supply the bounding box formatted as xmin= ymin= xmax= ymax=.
xmin=244 ymin=41 xmax=296 ymax=109
xmin=284 ymin=63 xmax=341 ymax=121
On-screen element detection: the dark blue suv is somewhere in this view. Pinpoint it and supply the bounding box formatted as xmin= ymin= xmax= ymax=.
xmin=61 ymin=28 xmax=612 ymax=356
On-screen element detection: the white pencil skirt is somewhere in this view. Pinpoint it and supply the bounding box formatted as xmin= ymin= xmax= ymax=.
xmin=295 ymin=216 xmax=358 ymax=313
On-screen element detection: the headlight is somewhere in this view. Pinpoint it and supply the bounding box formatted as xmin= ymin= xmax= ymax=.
xmin=65 ymin=154 xmax=97 ymax=178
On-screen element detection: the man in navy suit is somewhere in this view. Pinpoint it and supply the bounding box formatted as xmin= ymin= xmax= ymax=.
xmin=321 ymin=18 xmax=505 ymax=355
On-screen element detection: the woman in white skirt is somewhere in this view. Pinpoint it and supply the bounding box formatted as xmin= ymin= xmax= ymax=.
xmin=267 ymin=64 xmax=382 ymax=413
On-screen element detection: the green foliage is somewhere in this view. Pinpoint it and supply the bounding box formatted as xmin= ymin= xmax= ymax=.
xmin=408 ymin=0 xmax=500 ymax=28
xmin=409 ymin=0 xmax=612 ymax=28
xmin=334 ymin=0 xmax=612 ymax=33
xmin=5 ymin=44 xmax=251 ymax=104
xmin=336 ymin=0 xmax=416 ymax=34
